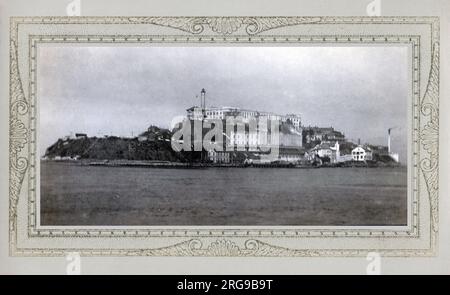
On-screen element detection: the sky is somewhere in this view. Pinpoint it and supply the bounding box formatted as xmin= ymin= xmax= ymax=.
xmin=38 ymin=45 xmax=409 ymax=162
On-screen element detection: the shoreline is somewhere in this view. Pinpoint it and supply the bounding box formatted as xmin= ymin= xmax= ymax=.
xmin=41 ymin=159 xmax=404 ymax=169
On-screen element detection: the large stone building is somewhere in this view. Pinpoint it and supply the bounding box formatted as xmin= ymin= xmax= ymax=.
xmin=185 ymin=104 xmax=303 ymax=163
xmin=186 ymin=106 xmax=298 ymax=125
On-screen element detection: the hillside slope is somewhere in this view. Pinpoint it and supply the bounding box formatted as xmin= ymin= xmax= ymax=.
xmin=44 ymin=127 xmax=189 ymax=162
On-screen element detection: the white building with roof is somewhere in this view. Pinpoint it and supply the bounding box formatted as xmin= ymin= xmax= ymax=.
xmin=352 ymin=146 xmax=366 ymax=161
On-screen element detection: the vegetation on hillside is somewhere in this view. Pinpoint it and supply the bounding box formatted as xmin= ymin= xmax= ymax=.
xmin=44 ymin=126 xmax=190 ymax=162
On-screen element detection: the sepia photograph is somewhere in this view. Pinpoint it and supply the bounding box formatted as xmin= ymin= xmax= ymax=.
xmin=39 ymin=45 xmax=408 ymax=226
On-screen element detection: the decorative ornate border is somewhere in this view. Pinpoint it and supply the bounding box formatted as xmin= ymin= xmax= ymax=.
xmin=10 ymin=238 xmax=438 ymax=257
xmin=9 ymin=17 xmax=439 ymax=256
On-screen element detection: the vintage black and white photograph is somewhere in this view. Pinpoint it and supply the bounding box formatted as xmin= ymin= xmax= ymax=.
xmin=39 ymin=45 xmax=408 ymax=226
xmin=3 ymin=1 xmax=447 ymax=274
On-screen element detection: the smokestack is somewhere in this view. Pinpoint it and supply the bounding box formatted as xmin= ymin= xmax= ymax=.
xmin=388 ymin=128 xmax=391 ymax=153
xmin=358 ymin=138 xmax=360 ymax=145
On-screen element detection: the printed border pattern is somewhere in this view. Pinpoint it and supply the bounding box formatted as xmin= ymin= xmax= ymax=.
xmin=28 ymin=34 xmax=420 ymax=239
xmin=9 ymin=17 xmax=439 ymax=256
xmin=420 ymin=41 xmax=439 ymax=236
xmin=11 ymin=239 xmax=437 ymax=257
xmin=9 ymin=22 xmax=29 ymax=253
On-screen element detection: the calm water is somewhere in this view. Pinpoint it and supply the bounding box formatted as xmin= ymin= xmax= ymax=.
xmin=40 ymin=162 xmax=407 ymax=225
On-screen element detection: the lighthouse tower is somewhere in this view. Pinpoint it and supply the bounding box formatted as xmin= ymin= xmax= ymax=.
xmin=387 ymin=127 xmax=399 ymax=162
xmin=200 ymin=88 xmax=206 ymax=109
